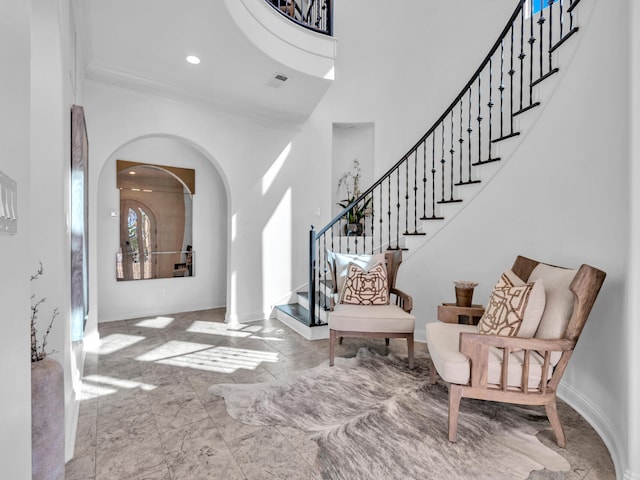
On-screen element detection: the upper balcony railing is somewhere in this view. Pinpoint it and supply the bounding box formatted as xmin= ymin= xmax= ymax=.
xmin=267 ymin=0 xmax=333 ymax=36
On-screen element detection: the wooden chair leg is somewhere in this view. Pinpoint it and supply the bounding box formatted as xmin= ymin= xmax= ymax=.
xmin=407 ymin=333 xmax=414 ymax=369
xmin=329 ymin=330 xmax=336 ymax=366
xmin=385 ymin=338 xmax=390 ymax=346
xmin=339 ymin=336 xmax=343 ymax=345
xmin=428 ymin=357 xmax=437 ymax=384
xmin=448 ymin=385 xmax=462 ymax=442
xmin=545 ymin=398 xmax=566 ymax=448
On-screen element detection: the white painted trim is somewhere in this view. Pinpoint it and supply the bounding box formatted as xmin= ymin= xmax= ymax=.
xmin=274 ymin=309 xmax=329 ymax=340
xmin=98 ymin=302 xmax=224 ymax=323
xmin=557 ymin=382 xmax=626 ymax=480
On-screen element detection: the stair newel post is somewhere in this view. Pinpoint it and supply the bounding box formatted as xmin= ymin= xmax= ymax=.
xmin=370 ymin=189 xmax=375 ymax=253
xmin=308 ymin=225 xmax=316 ymax=326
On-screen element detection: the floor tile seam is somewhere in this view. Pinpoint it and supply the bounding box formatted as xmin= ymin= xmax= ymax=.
xmin=166 ymin=412 xmax=249 ymax=479
xmin=276 ymin=424 xmax=321 ymax=472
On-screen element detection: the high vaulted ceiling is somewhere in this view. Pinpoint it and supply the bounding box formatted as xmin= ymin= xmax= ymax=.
xmin=74 ymin=0 xmax=334 ymax=122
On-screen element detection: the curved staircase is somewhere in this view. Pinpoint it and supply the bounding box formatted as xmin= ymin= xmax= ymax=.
xmin=275 ymin=0 xmax=586 ymax=339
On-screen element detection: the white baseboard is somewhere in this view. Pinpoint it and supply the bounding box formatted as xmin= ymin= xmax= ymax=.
xmin=557 ymin=382 xmax=627 ymax=480
xmin=624 ymin=469 xmax=640 ymax=480
xmin=99 ymin=302 xmax=224 ymax=322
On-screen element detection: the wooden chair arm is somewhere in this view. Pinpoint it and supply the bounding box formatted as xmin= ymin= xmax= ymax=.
xmin=458 ymin=332 xmax=574 ymax=391
xmin=390 ymin=287 xmax=413 ymax=313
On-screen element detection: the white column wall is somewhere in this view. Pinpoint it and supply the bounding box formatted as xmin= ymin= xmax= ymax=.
xmin=0 ymin=1 xmax=32 ymax=477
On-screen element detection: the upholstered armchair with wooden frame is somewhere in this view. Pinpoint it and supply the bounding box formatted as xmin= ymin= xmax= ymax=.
xmin=327 ymin=250 xmax=415 ymax=369
xmin=426 ymin=255 xmax=606 ymax=448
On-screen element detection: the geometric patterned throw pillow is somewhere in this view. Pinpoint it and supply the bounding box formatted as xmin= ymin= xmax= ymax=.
xmin=478 ymin=271 xmax=536 ymax=336
xmin=339 ymin=261 xmax=389 ymax=305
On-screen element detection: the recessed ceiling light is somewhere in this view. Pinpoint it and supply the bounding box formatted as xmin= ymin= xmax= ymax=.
xmin=186 ymin=55 xmax=200 ymax=65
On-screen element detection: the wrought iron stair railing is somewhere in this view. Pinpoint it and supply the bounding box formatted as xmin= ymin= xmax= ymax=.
xmin=267 ymin=0 xmax=333 ymax=36
xmin=306 ymin=0 xmax=582 ymax=326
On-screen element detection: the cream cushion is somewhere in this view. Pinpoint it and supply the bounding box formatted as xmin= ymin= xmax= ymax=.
xmin=328 ymin=251 xmax=386 ymax=295
xmin=426 ymin=321 xmax=553 ymax=389
xmin=529 ymin=264 xmax=577 ymax=365
xmin=329 ymin=304 xmax=415 ymax=333
xmin=529 ymin=264 xmax=577 ymax=340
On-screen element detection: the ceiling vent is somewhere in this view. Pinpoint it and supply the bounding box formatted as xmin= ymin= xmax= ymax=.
xmin=267 ymin=73 xmax=289 ymax=88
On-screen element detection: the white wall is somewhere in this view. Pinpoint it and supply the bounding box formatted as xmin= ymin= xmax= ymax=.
xmin=626 ymin=1 xmax=640 ymax=478
xmin=78 ymin=0 xmax=635 ymax=477
xmin=30 ymin=0 xmax=85 ymax=461
xmin=84 ymin=82 xmax=309 ymax=328
xmin=0 ymin=1 xmax=32 ymax=477
xmin=97 ymin=136 xmax=227 ymax=320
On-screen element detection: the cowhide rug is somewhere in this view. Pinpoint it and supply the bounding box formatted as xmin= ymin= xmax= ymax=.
xmin=209 ymin=348 xmax=569 ymax=480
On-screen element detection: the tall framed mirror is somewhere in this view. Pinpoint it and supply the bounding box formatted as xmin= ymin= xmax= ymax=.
xmin=116 ymin=160 xmax=195 ymax=280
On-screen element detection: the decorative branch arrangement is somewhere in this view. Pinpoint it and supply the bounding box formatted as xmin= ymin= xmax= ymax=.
xmin=31 ymin=262 xmax=58 ymax=362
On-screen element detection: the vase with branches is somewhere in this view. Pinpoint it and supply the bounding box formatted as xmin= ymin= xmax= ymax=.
xmin=337 ymin=159 xmax=372 ymax=236
xmin=31 ymin=262 xmax=58 ymax=362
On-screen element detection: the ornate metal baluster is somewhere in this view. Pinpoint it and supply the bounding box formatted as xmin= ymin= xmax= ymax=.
xmin=370 ymin=189 xmax=375 ymax=253
xmin=387 ymin=176 xmax=392 ymax=249
xmin=476 ymin=76 xmax=483 ymax=164
xmin=528 ymin=0 xmax=536 ymax=105
xmin=488 ymin=57 xmax=496 ymax=158
xmin=538 ymin=0 xmax=545 ymax=79
xmin=458 ymin=100 xmax=464 ymax=183
xmin=422 ymin=140 xmax=427 ymax=219
xmin=440 ymin=124 xmax=446 ymax=202
xmin=449 ymin=111 xmax=455 ymax=200
xmin=395 ymin=168 xmax=401 ymax=248
xmin=413 ymin=150 xmax=418 ymax=233
xmin=379 ymin=182 xmax=383 ymax=253
xmin=518 ymin=2 xmax=525 ymax=112
xmin=499 ymin=39 xmax=505 ymax=139
xmin=404 ymin=157 xmax=410 ymax=235
xmin=548 ymin=0 xmax=554 ymax=72
xmin=509 ymin=23 xmax=515 ymax=135
xmin=467 ymin=87 xmax=473 ymax=180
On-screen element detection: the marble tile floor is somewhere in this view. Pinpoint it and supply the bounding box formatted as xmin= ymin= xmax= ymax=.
xmin=66 ymin=308 xmax=616 ymax=480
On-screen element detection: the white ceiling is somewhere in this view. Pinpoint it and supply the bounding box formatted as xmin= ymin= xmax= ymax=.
xmin=74 ymin=0 xmax=332 ymax=122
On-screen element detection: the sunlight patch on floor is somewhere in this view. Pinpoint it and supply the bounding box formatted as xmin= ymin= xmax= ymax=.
xmin=134 ymin=316 xmax=175 ymax=329
xmin=185 ymin=321 xmax=283 ymax=341
xmin=88 ymin=333 xmax=146 ymax=355
xmin=78 ymin=374 xmax=157 ymax=400
xmin=135 ymin=341 xmax=279 ymax=374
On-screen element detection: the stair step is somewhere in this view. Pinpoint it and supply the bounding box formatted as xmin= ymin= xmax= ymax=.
xmin=274 ymin=303 xmax=329 ymax=340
